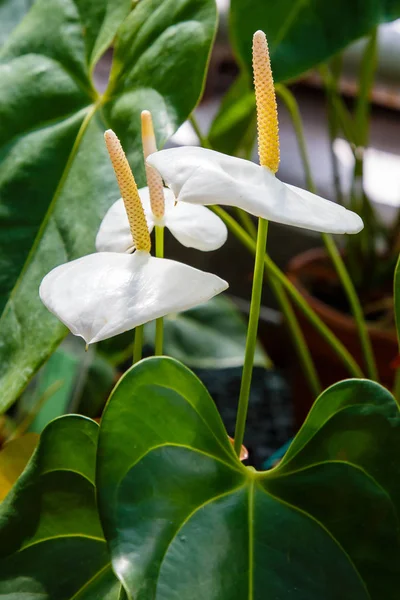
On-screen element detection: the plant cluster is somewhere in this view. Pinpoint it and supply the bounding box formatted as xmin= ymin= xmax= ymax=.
xmin=1 ymin=1 xmax=400 ymax=598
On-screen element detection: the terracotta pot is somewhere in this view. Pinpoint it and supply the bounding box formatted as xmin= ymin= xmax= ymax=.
xmin=286 ymin=247 xmax=398 ymax=425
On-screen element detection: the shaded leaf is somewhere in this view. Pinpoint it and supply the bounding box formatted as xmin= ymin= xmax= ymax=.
xmin=0 ymin=415 xmax=121 ymax=598
xmin=76 ymin=352 xmax=117 ymax=418
xmin=145 ymin=296 xmax=271 ymax=369
xmin=230 ymin=0 xmax=400 ymax=83
xmin=0 ymin=0 xmax=217 ymax=412
xmin=208 ymin=74 xmax=256 ymax=157
xmin=97 ymin=358 xmax=400 ymax=599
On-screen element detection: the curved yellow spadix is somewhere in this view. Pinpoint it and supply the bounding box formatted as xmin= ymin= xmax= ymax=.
xmin=141 ymin=110 xmax=165 ymax=219
xmin=252 ymin=30 xmax=280 ymax=173
xmin=104 ymin=130 xmax=151 ymax=252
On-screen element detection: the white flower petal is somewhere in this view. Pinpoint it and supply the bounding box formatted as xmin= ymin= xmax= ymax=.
xmin=165 ymin=202 xmax=227 ymax=251
xmin=148 ymin=147 xmax=363 ymax=234
xmin=39 ymin=251 xmax=228 ymax=345
xmin=95 ymin=188 xmax=156 ymax=253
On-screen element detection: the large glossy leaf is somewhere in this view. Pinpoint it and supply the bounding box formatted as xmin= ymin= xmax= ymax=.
xmin=230 ymin=0 xmax=400 ymax=83
xmin=145 ymin=296 xmax=271 ymax=369
xmin=0 ymin=415 xmax=121 ymax=598
xmin=0 ymin=0 xmax=217 ymax=412
xmin=97 ymin=358 xmax=400 ymax=599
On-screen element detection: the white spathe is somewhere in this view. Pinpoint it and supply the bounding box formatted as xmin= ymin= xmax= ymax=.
xmin=39 ymin=251 xmax=228 ymax=345
xmin=147 ymin=147 xmax=364 ymax=235
xmin=96 ymin=187 xmax=227 ymax=253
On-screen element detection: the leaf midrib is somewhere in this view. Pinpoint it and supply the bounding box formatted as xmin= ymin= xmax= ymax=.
xmin=272 ymin=0 xmax=310 ymax=49
xmin=0 ymin=99 xmax=98 ymax=324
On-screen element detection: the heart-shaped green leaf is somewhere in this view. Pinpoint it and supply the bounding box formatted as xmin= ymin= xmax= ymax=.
xmin=0 ymin=0 xmax=217 ymax=412
xmin=230 ymin=0 xmax=400 ymax=83
xmin=145 ymin=296 xmax=271 ymax=369
xmin=0 ymin=415 xmax=121 ymax=598
xmin=97 ymin=358 xmax=400 ymax=599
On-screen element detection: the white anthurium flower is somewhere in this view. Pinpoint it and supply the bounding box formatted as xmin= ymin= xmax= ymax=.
xmin=39 ymin=130 xmax=228 ymax=345
xmin=96 ymin=110 xmax=227 ymax=253
xmin=96 ymin=186 xmax=228 ymax=253
xmin=40 ymin=250 xmax=227 ymax=344
xmin=147 ymin=147 xmax=363 ymax=236
xmin=147 ymin=31 xmax=363 ymax=237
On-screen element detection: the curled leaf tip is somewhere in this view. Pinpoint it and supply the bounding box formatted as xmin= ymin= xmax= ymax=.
xmin=252 ymin=30 xmax=280 ymax=173
xmin=104 ymin=129 xmax=151 ymax=252
xmin=141 ymin=110 xmax=165 ymax=219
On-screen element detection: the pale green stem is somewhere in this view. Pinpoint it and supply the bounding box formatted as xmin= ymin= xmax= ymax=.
xmin=236 ymin=207 xmax=257 ymax=238
xmin=189 ymin=114 xmax=212 ymax=149
xmin=322 ymin=233 xmax=378 ymax=380
xmin=237 ymin=205 xmax=321 ymax=396
xmin=133 ymin=325 xmax=144 ymax=364
xmin=277 ymin=83 xmax=377 ymax=381
xmin=211 ymin=205 xmax=364 ymax=378
xmin=269 ymin=276 xmax=322 ymax=397
xmin=276 ymin=84 xmax=315 ymax=194
xmin=154 ymin=225 xmax=164 ymax=356
xmin=234 ymin=218 xmax=269 ymax=456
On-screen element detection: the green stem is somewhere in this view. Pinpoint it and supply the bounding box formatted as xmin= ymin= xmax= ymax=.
xmin=234 ymin=218 xmax=269 ymax=456
xmin=277 ymin=83 xmax=377 ymax=381
xmin=133 ymin=325 xmax=144 ymax=364
xmin=275 ymin=84 xmax=315 ymax=194
xmin=212 ymin=206 xmax=364 ymax=378
xmin=154 ymin=225 xmax=164 ymax=356
xmin=237 ymin=203 xmax=321 ymax=396
xmin=269 ymin=275 xmax=322 ymax=397
xmin=189 ymin=114 xmax=212 ymax=149
xmin=235 ymin=207 xmax=257 ymax=238
xmin=322 ymin=233 xmax=378 ymax=380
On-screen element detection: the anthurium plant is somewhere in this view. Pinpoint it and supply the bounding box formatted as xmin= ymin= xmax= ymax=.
xmin=1 ymin=1 xmax=400 ymax=598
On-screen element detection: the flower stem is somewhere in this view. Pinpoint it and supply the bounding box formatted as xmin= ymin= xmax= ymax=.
xmin=276 ymin=83 xmax=377 ymax=381
xmin=269 ymin=275 xmax=322 ymax=397
xmin=211 ymin=206 xmax=364 ymax=379
xmin=236 ymin=207 xmax=321 ymax=397
xmin=154 ymin=225 xmax=164 ymax=355
xmin=189 ymin=114 xmax=212 ymax=149
xmin=234 ymin=218 xmax=269 ymax=456
xmin=322 ymin=232 xmax=378 ymax=380
xmin=133 ymin=325 xmax=143 ymax=364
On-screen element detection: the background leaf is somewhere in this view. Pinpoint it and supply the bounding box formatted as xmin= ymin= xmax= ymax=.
xmin=97 ymin=358 xmax=400 ymax=599
xmin=208 ymin=74 xmax=256 ymax=158
xmin=145 ymin=296 xmax=271 ymax=369
xmin=230 ymin=0 xmax=400 ymax=83
xmin=0 ymin=0 xmax=217 ymax=412
xmin=0 ymin=415 xmax=121 ymax=598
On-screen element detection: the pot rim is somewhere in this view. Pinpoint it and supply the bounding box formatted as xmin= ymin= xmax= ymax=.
xmin=286 ymin=247 xmax=397 ymax=343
